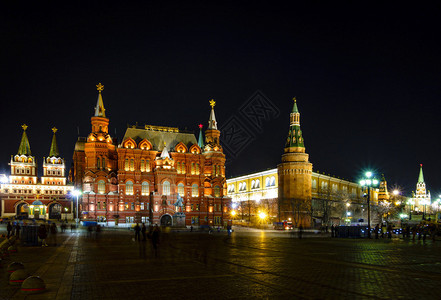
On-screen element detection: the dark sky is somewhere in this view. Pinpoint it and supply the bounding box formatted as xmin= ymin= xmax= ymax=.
xmin=1 ymin=2 xmax=441 ymax=197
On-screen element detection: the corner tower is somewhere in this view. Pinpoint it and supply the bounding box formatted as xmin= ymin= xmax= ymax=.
xmin=277 ymin=98 xmax=313 ymax=226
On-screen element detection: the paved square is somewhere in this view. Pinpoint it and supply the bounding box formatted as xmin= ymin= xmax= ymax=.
xmin=1 ymin=228 xmax=440 ymax=299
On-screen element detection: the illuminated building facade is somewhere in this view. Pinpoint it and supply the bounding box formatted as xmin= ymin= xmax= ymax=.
xmin=411 ymin=164 xmax=431 ymax=214
xmin=0 ymin=126 xmax=74 ymax=219
xmin=227 ymin=99 xmax=378 ymax=227
xmin=71 ymin=84 xmax=230 ymax=226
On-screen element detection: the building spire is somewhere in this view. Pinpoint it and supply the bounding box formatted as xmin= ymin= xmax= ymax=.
xmin=94 ymin=83 xmax=106 ymax=117
xmin=49 ymin=127 xmax=60 ymax=157
xmin=284 ymin=97 xmax=305 ymax=152
xmin=418 ymin=164 xmax=424 ymax=183
xmin=18 ymin=124 xmax=32 ymax=155
xmin=207 ymin=99 xmax=218 ymax=130
xmin=198 ymin=124 xmax=204 ymax=148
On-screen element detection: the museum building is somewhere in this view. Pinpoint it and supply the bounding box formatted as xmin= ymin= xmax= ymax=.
xmin=71 ymin=84 xmax=230 ymax=226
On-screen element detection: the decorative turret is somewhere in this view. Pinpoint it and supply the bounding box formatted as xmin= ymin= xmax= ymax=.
xmin=94 ymin=83 xmax=106 ymax=117
xmin=18 ymin=124 xmax=32 ymax=156
xmin=414 ymin=163 xmax=431 ymax=213
xmin=49 ymin=127 xmax=60 ymax=157
xmin=284 ymin=97 xmax=305 ymax=153
xmin=10 ymin=124 xmax=38 ymax=181
xmin=198 ymin=124 xmax=204 ymax=149
xmin=204 ymin=99 xmax=221 ymax=151
xmin=418 ymin=164 xmax=424 ymax=183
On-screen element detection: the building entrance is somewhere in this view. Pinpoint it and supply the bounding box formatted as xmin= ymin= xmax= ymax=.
xmin=160 ymin=214 xmax=172 ymax=226
xmin=49 ymin=203 xmax=62 ymax=220
xmin=16 ymin=203 xmax=29 ymax=219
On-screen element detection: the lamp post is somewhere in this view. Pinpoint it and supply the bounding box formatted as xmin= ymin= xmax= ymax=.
xmin=72 ymin=189 xmax=82 ymax=225
xmin=360 ymin=172 xmax=379 ymax=239
xmin=407 ymin=199 xmax=415 ymax=220
xmin=421 ymin=199 xmax=429 ymax=220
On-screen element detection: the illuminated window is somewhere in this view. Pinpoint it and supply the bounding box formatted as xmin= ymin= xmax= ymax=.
xmin=196 ymin=163 xmax=200 ymax=175
xmin=124 ymin=159 xmax=129 ymax=171
xmin=96 ymin=158 xmax=100 ymax=169
xmin=146 ymin=160 xmax=151 ymax=172
xmin=214 ymin=186 xmax=221 ymax=197
xmin=265 ymin=177 xmax=270 ymax=187
xmin=312 ymin=179 xmax=317 ymax=189
xmin=191 ymin=163 xmax=195 ymax=175
xmin=102 ymin=157 xmax=106 ymax=169
xmin=141 ymin=202 xmax=144 ymax=210
xmin=141 ymin=160 xmax=145 ymax=172
xmin=192 ymin=184 xmax=198 ymax=197
xmin=178 ymin=183 xmax=185 ymax=196
xmin=126 ymin=181 xmax=134 ymax=195
xmin=97 ymin=180 xmax=106 ymax=194
xmin=163 ymin=181 xmax=171 ymax=196
xmin=97 ymin=202 xmax=101 ymax=210
xmin=141 ymin=181 xmax=149 ymax=195
xmin=130 ymin=159 xmax=134 ymax=171
xmin=270 ymin=176 xmax=276 ymax=186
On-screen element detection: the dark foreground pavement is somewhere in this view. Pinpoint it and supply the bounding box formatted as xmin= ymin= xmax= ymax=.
xmin=1 ymin=228 xmax=441 ymax=299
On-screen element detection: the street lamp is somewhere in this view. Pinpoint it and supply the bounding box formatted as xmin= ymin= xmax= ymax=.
xmin=421 ymin=199 xmax=430 ymax=220
xmin=407 ymin=199 xmax=415 ymax=219
xmin=360 ymin=172 xmax=379 ymax=238
xmin=72 ymin=189 xmax=82 ymax=224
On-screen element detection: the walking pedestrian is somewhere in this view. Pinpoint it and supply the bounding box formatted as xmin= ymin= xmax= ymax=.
xmin=141 ymin=223 xmax=147 ymax=241
xmin=15 ymin=222 xmax=21 ymax=239
xmin=387 ymin=224 xmax=392 ymax=239
xmin=374 ymin=224 xmax=379 ymax=239
xmin=331 ymin=224 xmax=335 ymax=238
xmin=134 ymin=223 xmax=141 ymax=241
xmin=6 ymin=221 xmax=12 ymax=238
xmin=38 ymin=224 xmax=48 ymax=246
xmin=298 ymin=225 xmax=303 ymax=239
xmin=50 ymin=223 xmax=58 ymax=246
xmin=151 ymin=224 xmax=160 ymax=257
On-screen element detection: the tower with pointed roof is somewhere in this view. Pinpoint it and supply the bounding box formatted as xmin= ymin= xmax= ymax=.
xmin=414 ymin=164 xmax=431 ymax=212
xmin=10 ymin=124 xmax=38 ymax=183
xmin=378 ymin=174 xmax=390 ymax=202
xmin=277 ymin=98 xmax=313 ymax=226
xmin=42 ymin=128 xmax=66 ymax=186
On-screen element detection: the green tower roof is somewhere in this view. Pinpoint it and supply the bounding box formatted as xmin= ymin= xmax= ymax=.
xmin=49 ymin=127 xmax=60 ymax=157
xmin=285 ymin=98 xmax=305 ymax=151
xmin=418 ymin=164 xmax=424 ymax=183
xmin=17 ymin=124 xmax=32 ymax=156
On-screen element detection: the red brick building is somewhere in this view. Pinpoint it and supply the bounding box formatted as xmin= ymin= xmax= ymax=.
xmin=71 ymin=84 xmax=230 ymax=227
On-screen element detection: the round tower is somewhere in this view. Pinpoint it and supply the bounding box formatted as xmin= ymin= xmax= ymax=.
xmin=277 ymin=98 xmax=313 ymax=227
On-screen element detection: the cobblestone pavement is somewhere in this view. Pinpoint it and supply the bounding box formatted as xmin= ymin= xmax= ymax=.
xmin=1 ymin=228 xmax=441 ymax=299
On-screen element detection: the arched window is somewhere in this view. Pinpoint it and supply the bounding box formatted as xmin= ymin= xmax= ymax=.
xmin=97 ymin=180 xmax=106 ymax=194
xmin=130 ymin=159 xmax=135 ymax=171
xmin=251 ymin=180 xmax=255 ymax=189
xmin=312 ymin=179 xmax=317 ymax=189
xmin=191 ymin=163 xmax=195 ymax=175
xmin=146 ymin=160 xmax=151 ymax=172
xmin=181 ymin=162 xmax=186 ymax=174
xmin=163 ymin=181 xmax=171 ymax=196
xmin=192 ymin=184 xmax=198 ymax=197
xmin=177 ymin=162 xmax=181 ymax=174
xmin=196 ymin=163 xmax=200 ymax=175
xmin=96 ymin=158 xmax=100 ymax=169
xmin=141 ymin=181 xmax=149 ymax=196
xmin=140 ymin=160 xmax=145 ymax=172
xmin=102 ymin=157 xmax=106 ymax=169
xmin=255 ymin=179 xmax=260 ymax=188
xmin=214 ymin=185 xmax=221 ymax=197
xmin=125 ymin=159 xmax=129 ymax=171
xmin=270 ymin=176 xmax=276 ymax=186
xmin=265 ymin=177 xmax=270 ymax=187
xmin=178 ymin=183 xmax=185 ymax=196
xmin=126 ymin=181 xmax=134 ymax=195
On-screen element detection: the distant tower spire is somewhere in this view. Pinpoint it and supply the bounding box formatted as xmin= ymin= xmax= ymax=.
xmin=18 ymin=124 xmax=32 ymax=155
xmin=198 ymin=124 xmax=204 ymax=149
xmin=94 ymin=83 xmax=106 ymax=117
xmin=49 ymin=127 xmax=60 ymax=157
xmin=207 ymin=99 xmax=218 ymax=130
xmin=418 ymin=163 xmax=424 ymax=183
xmin=284 ymin=97 xmax=305 ymax=153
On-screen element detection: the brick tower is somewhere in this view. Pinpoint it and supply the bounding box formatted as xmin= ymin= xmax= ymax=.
xmin=277 ymin=98 xmax=313 ymax=227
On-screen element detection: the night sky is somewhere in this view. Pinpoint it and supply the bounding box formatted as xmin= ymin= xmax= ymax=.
xmin=1 ymin=2 xmax=441 ymax=197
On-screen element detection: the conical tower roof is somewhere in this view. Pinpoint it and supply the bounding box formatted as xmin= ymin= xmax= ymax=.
xmin=94 ymin=83 xmax=106 ymax=117
xmin=49 ymin=127 xmax=60 ymax=157
xmin=198 ymin=124 xmax=204 ymax=148
xmin=285 ymin=97 xmax=305 ymax=151
xmin=418 ymin=164 xmax=424 ymax=183
xmin=207 ymin=99 xmax=218 ymax=130
xmin=18 ymin=124 xmax=32 ymax=156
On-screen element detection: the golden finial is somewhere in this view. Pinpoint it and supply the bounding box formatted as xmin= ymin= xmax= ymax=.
xmin=52 ymin=127 xmax=58 ymax=133
xmin=164 ymin=141 xmax=167 ymax=147
xmin=21 ymin=124 xmax=28 ymax=131
xmin=209 ymin=99 xmax=216 ymax=108
xmin=96 ymin=83 xmax=104 ymax=93
xmin=293 ymin=97 xmax=297 ymax=103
